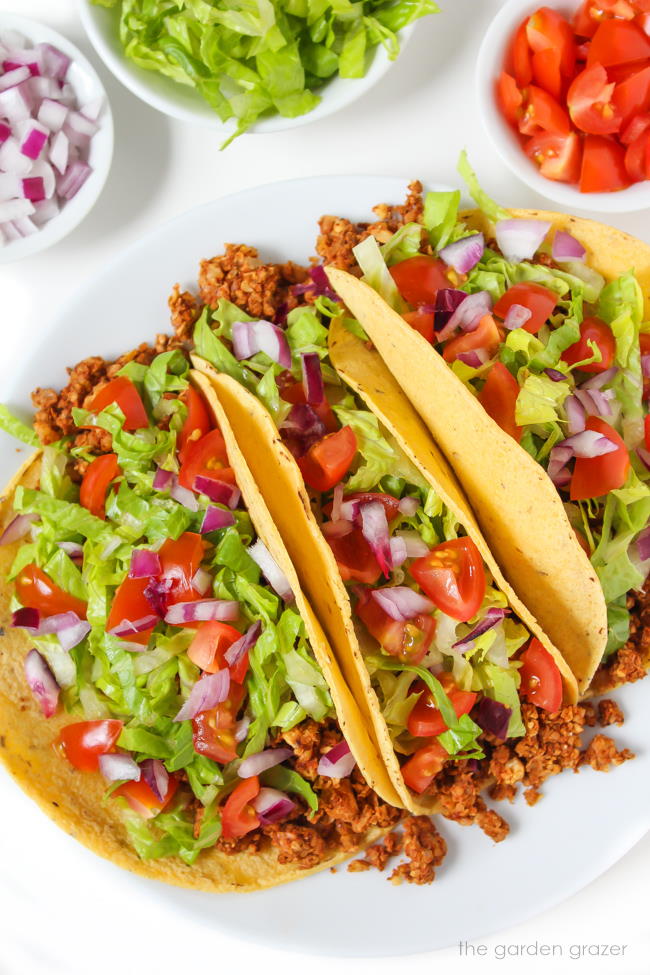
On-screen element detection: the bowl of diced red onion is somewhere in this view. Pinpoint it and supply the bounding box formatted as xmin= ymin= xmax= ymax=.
xmin=0 ymin=15 xmax=113 ymax=262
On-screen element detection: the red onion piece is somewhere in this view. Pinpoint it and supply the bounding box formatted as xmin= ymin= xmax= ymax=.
xmin=36 ymin=42 xmax=71 ymax=81
xmin=63 ymin=110 xmax=99 ymax=147
xmin=371 ymin=586 xmax=435 ymax=621
xmin=317 ymin=740 xmax=356 ymax=778
xmin=194 ymin=475 xmax=240 ymax=509
xmin=389 ymin=536 xmax=408 ymax=567
xmin=0 ymin=511 xmax=37 ymax=545
xmin=637 ymin=446 xmax=650 ymax=471
xmin=432 ymin=288 xmax=467 ymax=332
xmin=175 ymin=668 xmax=230 ymax=721
xmin=439 ymin=232 xmax=484 ymax=274
xmin=495 ymin=219 xmax=551 ymax=263
xmin=503 ymin=303 xmax=532 ymax=331
xmin=552 ymin=230 xmax=586 ymax=263
xmin=641 ymin=354 xmax=650 ymax=379
xmin=301 ymin=352 xmax=325 ymax=406
xmin=232 ymin=320 xmax=291 ymax=369
xmin=331 ymin=483 xmax=344 ymax=522
xmin=170 ymin=477 xmax=199 ymax=512
xmin=247 ymin=540 xmax=294 ymax=602
xmin=57 ymin=159 xmax=91 ymax=201
xmin=547 ymin=444 xmax=573 ymax=487
xmin=234 ymin=715 xmax=250 ymax=743
xmin=321 ymin=519 xmax=354 ymax=538
xmin=19 ymin=123 xmax=47 ymax=160
xmin=544 ymin=368 xmax=567 ymax=382
xmin=191 ymin=567 xmax=212 ymax=596
xmin=0 ymin=81 xmax=33 ymax=122
xmin=57 ymin=540 xmax=83 ymax=562
xmin=22 ymin=176 xmax=44 ymax=201
xmin=574 ymin=387 xmax=612 ymax=418
xmin=561 ymin=430 xmax=618 ymax=458
xmin=153 ymin=466 xmax=174 ymax=491
xmin=164 ymin=598 xmax=239 ymax=625
xmin=252 ymin=787 xmax=296 ymax=824
xmin=37 ymin=96 xmax=67 ymax=132
xmin=140 ymin=758 xmax=168 ymax=801
xmin=143 ymin=576 xmax=173 ymax=617
xmin=99 ymin=752 xmax=141 ymax=783
xmin=474 ymin=696 xmax=511 ymax=740
xmin=49 ymin=129 xmax=68 ymax=175
xmin=452 ymin=607 xmax=507 ymax=651
xmin=12 ymin=606 xmax=39 ymax=629
xmin=456 ymin=349 xmax=488 ymax=368
xmin=0 ymin=66 xmax=31 ymax=91
xmin=13 ymin=608 xmax=90 ymax=652
xmin=437 ymin=291 xmax=492 ymax=342
xmin=0 ymin=121 xmax=10 ymax=143
xmin=398 ymin=496 xmax=419 ymax=516
xmin=128 ymin=549 xmax=161 ymax=579
xmin=201 ymin=505 xmax=236 ymax=533
xmin=581 ymin=367 xmax=617 ymax=390
xmin=360 ymin=502 xmax=392 ymax=577
xmin=279 ymin=403 xmax=326 ymax=458
xmin=394 ymin=531 xmax=430 ymax=558
xmin=636 ymin=525 xmax=650 ymax=562
xmin=224 ymin=620 xmax=262 ymax=668
xmin=290 ymin=263 xmax=338 ymax=299
xmin=24 ymin=649 xmax=60 ymax=717
xmin=109 ymin=614 xmax=159 ymax=637
xmin=565 ymin=395 xmax=586 ymax=435
xmin=0 ymin=196 xmax=33 ymax=221
xmin=238 ymin=746 xmax=292 ymax=778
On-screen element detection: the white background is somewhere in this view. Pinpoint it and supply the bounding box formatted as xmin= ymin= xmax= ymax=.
xmin=0 ymin=1 xmax=649 ymax=973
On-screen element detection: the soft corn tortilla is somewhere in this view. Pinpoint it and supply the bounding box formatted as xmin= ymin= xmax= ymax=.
xmin=327 ymin=211 xmax=613 ymax=695
xmin=0 ymin=372 xmax=393 ymax=893
xmin=194 ymin=354 xmax=577 ymax=817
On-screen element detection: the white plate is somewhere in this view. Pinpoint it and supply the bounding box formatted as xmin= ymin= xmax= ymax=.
xmin=0 ymin=175 xmax=648 ymax=958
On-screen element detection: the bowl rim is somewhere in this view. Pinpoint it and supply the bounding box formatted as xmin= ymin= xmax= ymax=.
xmin=476 ymin=0 xmax=650 ymax=214
xmin=0 ymin=12 xmax=114 ymax=263
xmin=77 ymin=0 xmax=415 ymax=135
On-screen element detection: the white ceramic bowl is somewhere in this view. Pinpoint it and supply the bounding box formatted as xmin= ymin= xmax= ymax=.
xmin=0 ymin=14 xmax=113 ymax=263
xmin=476 ymin=0 xmax=650 ymax=213
xmin=78 ymin=0 xmax=414 ymax=136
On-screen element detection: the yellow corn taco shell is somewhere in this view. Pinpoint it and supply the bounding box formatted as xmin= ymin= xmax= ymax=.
xmin=0 ymin=372 xmax=395 ymax=893
xmin=326 ymin=234 xmax=609 ymax=695
xmin=193 ymin=355 xmax=578 ymax=817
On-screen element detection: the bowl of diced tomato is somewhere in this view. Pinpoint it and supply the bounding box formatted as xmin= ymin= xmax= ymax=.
xmin=477 ymin=0 xmax=650 ymax=211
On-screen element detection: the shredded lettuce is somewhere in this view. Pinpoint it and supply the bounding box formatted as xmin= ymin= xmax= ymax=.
xmin=0 ymin=405 xmax=39 ymax=446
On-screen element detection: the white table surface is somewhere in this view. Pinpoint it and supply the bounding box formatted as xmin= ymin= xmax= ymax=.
xmin=0 ymin=1 xmax=649 ymax=973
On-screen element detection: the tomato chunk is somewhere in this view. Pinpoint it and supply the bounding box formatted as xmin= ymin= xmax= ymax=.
xmin=493 ymin=282 xmax=558 ymax=335
xmin=410 ymin=537 xmax=486 ymax=623
xmin=479 ymin=362 xmax=522 ymax=443
xmin=80 ymin=453 xmax=120 ymax=519
xmin=178 ymin=428 xmax=236 ymax=491
xmin=407 ymin=678 xmax=477 ymax=738
xmin=587 ymin=18 xmax=650 ymax=67
xmin=568 ymin=64 xmax=622 ymax=134
xmin=158 ymin=532 xmax=206 ymax=607
xmin=57 ymin=719 xmax=123 ymax=771
xmin=402 ymin=309 xmax=435 ymax=343
xmin=525 ymin=131 xmax=582 ymax=182
xmin=188 ymin=620 xmax=242 ymax=673
xmin=497 ymin=71 xmax=524 ymax=125
xmin=107 ymin=576 xmax=156 ymax=646
xmin=192 ymin=684 xmax=246 ymax=764
xmin=442 ymin=314 xmax=502 ymax=363
xmin=613 ymin=64 xmax=650 ymax=126
xmin=356 ymin=590 xmax=436 ymax=664
xmin=580 ymin=134 xmax=631 ymax=191
xmin=519 ymin=638 xmax=563 ymax=712
xmin=278 ymin=375 xmax=339 ymax=433
xmin=85 ymin=377 xmax=148 ymax=431
xmin=519 ymin=86 xmax=572 ymax=136
xmin=326 ymin=526 xmax=382 ymax=585
xmin=389 ymin=256 xmax=450 ymax=306
xmin=401 ymin=741 xmax=448 ymax=794
xmin=221 ymin=776 xmax=261 ymax=839
xmin=297 ymin=426 xmax=357 ymax=492
xmin=570 ymin=416 xmax=630 ymax=499
xmin=562 ymin=316 xmax=616 ymax=372
xmin=115 ymin=774 xmax=179 ymax=819
xmin=16 ymin=564 xmax=87 ymax=620
xmin=178 ymin=387 xmax=212 ymax=464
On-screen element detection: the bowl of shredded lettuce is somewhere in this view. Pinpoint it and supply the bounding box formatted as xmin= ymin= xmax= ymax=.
xmin=79 ymin=0 xmax=438 ymax=147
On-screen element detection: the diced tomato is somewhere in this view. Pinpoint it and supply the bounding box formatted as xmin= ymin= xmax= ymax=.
xmin=620 ymin=110 xmax=650 ymax=142
xmin=192 ymin=683 xmax=246 ymax=764
xmin=496 ymin=70 xmax=524 ymax=126
xmin=410 ymin=537 xmax=486 ymax=623
xmin=562 ymin=316 xmax=616 ymax=372
xmin=178 ymin=387 xmax=212 ymax=464
xmin=645 ymin=413 xmax=650 ymax=449
xmin=158 ymin=532 xmax=205 ymax=607
xmin=613 ymin=64 xmax=650 ymax=125
xmin=221 ymin=776 xmax=261 ymax=840
xmin=580 ymin=134 xmax=631 ymax=190
xmin=525 ymin=131 xmax=583 ymax=182
xmin=297 ymin=426 xmax=357 ymax=492
xmin=571 ymin=416 xmax=631 ymax=500
xmin=356 ymin=590 xmax=436 ymax=665
xmin=389 ymin=256 xmax=450 ymax=306
xmin=407 ymin=677 xmax=477 ymax=738
xmin=526 ymin=7 xmax=577 ymax=79
xmin=574 ymin=0 xmax=636 ymax=39
xmin=587 ymin=18 xmax=650 ymax=67
xmin=508 ymin=19 xmax=533 ymax=87
xmin=568 ymin=64 xmax=622 ymax=134
xmin=188 ymin=620 xmax=242 ymax=675
xmin=15 ymin=564 xmax=87 ymax=620
xmin=85 ymin=377 xmax=148 ymax=431
xmin=115 ymin=774 xmax=179 ymax=819
xmin=479 ymin=362 xmax=522 ymax=443
xmin=402 ymin=309 xmax=435 ymax=343
xmin=178 ymin=428 xmax=236 ymax=492
xmin=493 ymin=282 xmax=558 ymax=335
xmin=278 ymin=375 xmax=339 ymax=433
xmin=624 ymin=124 xmax=650 ymax=177
xmin=107 ymin=576 xmax=156 ymax=646
xmin=518 ymin=638 xmax=563 ymax=712
xmin=56 ymin=719 xmax=123 ymax=771
xmin=327 ymin=526 xmax=382 ymax=585
xmin=79 ymin=453 xmax=120 ymax=519
xmin=532 ymin=47 xmax=563 ymax=100
xmin=519 ymin=86 xmax=572 ymax=136
xmin=401 ymin=741 xmax=448 ymax=794
xmin=442 ymin=314 xmax=502 ymax=363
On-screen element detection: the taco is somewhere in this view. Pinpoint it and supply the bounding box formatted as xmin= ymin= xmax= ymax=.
xmin=322 ymin=164 xmax=648 ymax=693
xmin=192 ymin=312 xmax=579 ymax=816
xmin=0 ymin=349 xmax=405 ymax=893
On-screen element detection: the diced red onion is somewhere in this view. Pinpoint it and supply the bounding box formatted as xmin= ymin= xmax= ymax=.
xmin=432 ymin=288 xmax=467 ymax=332
xmin=641 ymin=355 xmax=650 ymax=379
xmin=63 ymin=110 xmax=99 ymax=147
xmin=503 ymin=303 xmax=532 ymax=331
xmin=57 ymin=540 xmax=83 ymax=561
xmin=143 ymin=576 xmax=173 ymax=617
xmin=81 ymin=96 xmax=104 ymax=121
xmin=371 ymin=586 xmax=435 ymax=621
xmin=322 ymin=519 xmax=354 ymax=538
xmin=317 ymin=740 xmax=356 ymax=778
xmin=0 ymin=81 xmax=33 ymax=122
xmin=24 ymin=649 xmax=59 ymax=718
xmin=398 ymin=496 xmax=419 ymax=516
xmin=238 ymin=746 xmax=292 ymax=778
xmin=495 ymin=219 xmax=551 ymax=263
xmin=0 ymin=65 xmax=30 ymax=91
xmin=290 ymin=263 xmax=337 ymax=299
xmin=19 ymin=122 xmax=47 ymax=160
xmin=13 ymin=608 xmax=90 ymax=652
xmin=48 ymin=129 xmax=68 ymax=175
xmin=99 ymin=752 xmax=141 ymax=783
xmin=175 ymin=668 xmax=230 ymax=721
xmin=224 ymin=620 xmax=262 ymax=668
xmin=439 ymin=233 xmax=484 ymax=274
xmin=109 ymin=614 xmax=159 ymax=637
xmin=21 ymin=176 xmax=44 ymax=201
xmin=28 ymin=75 xmax=60 ymax=101
xmin=394 ymin=530 xmax=430 ymax=558
xmin=0 ymin=196 xmax=34 ymax=221
xmin=200 ymin=505 xmax=236 ymax=533
xmin=457 ymin=349 xmax=488 ymax=368
xmin=57 ymin=159 xmax=91 ymax=200
xmin=37 ymin=96 xmax=67 ymax=132
xmin=164 ymin=599 xmax=239 ymax=625
xmin=170 ymin=477 xmax=199 ymax=512
xmin=565 ymin=395 xmax=586 ymax=435
xmin=561 ymin=430 xmax=618 ymax=458
xmin=474 ymin=696 xmax=511 ymax=740
xmin=331 ymin=483 xmax=344 ymax=522
xmin=637 ymin=446 xmax=650 ymax=471
xmin=0 ymin=511 xmax=37 ymax=545
xmin=153 ymin=467 xmax=174 ymax=491
xmin=32 ymin=196 xmax=59 ymax=226
xmin=191 ymin=567 xmax=212 ymax=596
xmin=11 ymin=215 xmax=37 ymax=236
xmin=581 ymin=367 xmax=617 ymax=390
xmin=0 ymin=121 xmax=10 ymax=143
xmin=389 ymin=535 xmax=408 ymax=567
xmin=36 ymin=42 xmax=70 ymax=81
xmin=552 ymin=230 xmax=586 ymax=263
xmin=360 ymin=502 xmax=392 ymax=577
xmin=574 ymin=387 xmax=612 ymax=418
xmin=452 ymin=607 xmax=507 ymax=651
xmin=544 ymin=368 xmax=567 ymax=382
xmin=301 ymin=352 xmax=324 ymax=406
xmin=234 ymin=715 xmax=250 ymax=743
xmin=128 ymin=549 xmax=161 ymax=579
xmin=547 ymin=443 xmax=573 ymax=487
xmin=0 ymin=136 xmax=31 ymax=176
xmin=437 ymin=291 xmax=492 ymax=342
xmin=637 ymin=525 xmax=650 ymax=562
xmin=279 ymin=404 xmax=326 ymax=458
xmin=232 ymin=320 xmax=291 ymax=369
xmin=194 ymin=475 xmax=240 ymax=509
xmin=247 ymin=539 xmax=294 ymax=602
xmin=140 ymin=758 xmax=168 ymax=801
xmin=252 ymin=787 xmax=296 ymax=824
xmin=12 ymin=606 xmax=40 ymax=629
